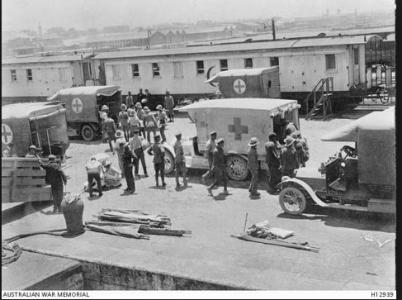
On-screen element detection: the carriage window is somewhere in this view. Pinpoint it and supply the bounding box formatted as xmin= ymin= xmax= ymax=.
xmin=26 ymin=69 xmax=33 ymax=81
xmin=196 ymin=60 xmax=204 ymax=74
xmin=244 ymin=58 xmax=253 ymax=68
xmin=10 ymin=69 xmax=17 ymax=81
xmin=173 ymin=62 xmax=184 ymax=78
xmin=270 ymin=57 xmax=279 ymax=66
xmin=325 ymin=54 xmax=336 ymax=70
xmin=220 ymin=59 xmax=228 ymax=71
xmin=152 ymin=63 xmax=160 ymax=77
xmin=354 ymin=48 xmax=359 ymax=65
xmin=131 ymin=64 xmax=139 ymax=77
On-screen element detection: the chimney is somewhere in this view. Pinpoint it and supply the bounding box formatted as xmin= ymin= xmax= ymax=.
xmin=271 ymin=18 xmax=276 ymax=40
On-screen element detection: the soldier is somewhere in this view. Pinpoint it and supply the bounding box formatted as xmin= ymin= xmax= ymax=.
xmin=118 ymin=104 xmax=130 ymax=141
xmin=134 ymin=102 xmax=146 ymax=137
xmin=85 ymin=156 xmax=103 ymax=198
xmin=129 ymin=129 xmax=148 ymax=178
xmin=41 ymin=154 xmax=67 ymax=213
xmin=114 ymin=132 xmax=126 ymax=178
xmin=25 ymin=145 xmax=42 ymax=158
xmin=164 ymin=91 xmax=175 ymax=122
xmin=201 ymin=131 xmax=217 ymax=182
xmin=102 ymin=114 xmax=116 ymax=153
xmin=285 ymin=121 xmax=297 ymax=137
xmin=126 ymin=91 xmax=134 ymax=108
xmin=121 ymin=142 xmax=136 ymax=194
xmin=247 ymin=137 xmax=260 ymax=197
xmin=143 ymin=106 xmax=157 ymax=143
xmin=207 ymin=138 xmax=229 ymax=197
xmin=265 ymin=133 xmax=282 ymax=193
xmin=280 ymin=136 xmax=299 ymax=178
xmin=292 ymin=131 xmax=309 ymax=168
xmin=174 ymin=132 xmax=187 ymax=188
xmin=136 ymin=88 xmax=145 ymax=104
xmin=128 ymin=108 xmax=140 ymax=138
xmin=156 ymin=105 xmax=167 ymax=142
xmin=147 ymin=135 xmax=166 ymax=188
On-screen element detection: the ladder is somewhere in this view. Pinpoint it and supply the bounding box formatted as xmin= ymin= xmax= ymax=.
xmin=305 ymin=77 xmax=334 ymax=119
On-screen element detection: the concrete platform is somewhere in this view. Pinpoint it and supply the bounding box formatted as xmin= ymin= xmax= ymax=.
xmin=2 ymin=251 xmax=83 ymax=290
xmin=1 ymin=115 xmax=395 ymax=290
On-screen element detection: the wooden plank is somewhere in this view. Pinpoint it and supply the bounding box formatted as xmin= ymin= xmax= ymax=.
xmin=14 ymin=177 xmax=46 ymax=186
xmin=11 ymin=186 xmax=52 ymax=203
xmin=2 ymin=169 xmax=14 ymax=177
xmin=13 ymin=169 xmax=46 ymax=177
xmin=1 ymin=160 xmax=16 ymax=168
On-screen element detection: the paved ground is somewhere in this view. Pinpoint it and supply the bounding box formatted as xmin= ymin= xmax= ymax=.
xmin=2 ymin=110 xmax=395 ymax=290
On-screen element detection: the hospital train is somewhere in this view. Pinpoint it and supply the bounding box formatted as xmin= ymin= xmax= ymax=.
xmin=2 ymin=32 xmax=395 ymax=107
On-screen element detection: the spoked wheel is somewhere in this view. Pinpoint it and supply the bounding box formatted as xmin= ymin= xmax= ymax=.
xmin=226 ymin=155 xmax=249 ymax=181
xmin=164 ymin=150 xmax=175 ymax=175
xmin=81 ymin=124 xmax=95 ymax=141
xmin=279 ymin=186 xmax=307 ymax=215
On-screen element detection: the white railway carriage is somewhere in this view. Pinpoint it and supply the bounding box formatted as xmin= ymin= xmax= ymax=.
xmin=2 ymin=33 xmax=394 ymax=108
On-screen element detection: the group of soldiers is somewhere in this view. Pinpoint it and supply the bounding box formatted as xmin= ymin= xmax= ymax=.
xmin=200 ymin=124 xmax=309 ymax=198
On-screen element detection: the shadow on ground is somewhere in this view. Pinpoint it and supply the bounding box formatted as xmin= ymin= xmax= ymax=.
xmin=2 ymin=201 xmax=52 ymax=225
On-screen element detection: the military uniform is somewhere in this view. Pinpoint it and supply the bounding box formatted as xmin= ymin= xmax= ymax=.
xmin=122 ymin=144 xmax=136 ymax=193
xmin=148 ymin=141 xmax=166 ymax=187
xmin=118 ymin=110 xmax=130 ymax=141
xmin=174 ymin=137 xmax=187 ymax=187
xmin=157 ymin=109 xmax=168 ymax=142
xmin=247 ymin=146 xmax=259 ymax=195
xmin=207 ymin=146 xmax=227 ymax=192
xmin=41 ymin=159 xmax=67 ymax=212
xmin=202 ymin=137 xmax=216 ymax=180
xmin=103 ymin=117 xmax=116 ymax=152
xmin=265 ymin=141 xmax=282 ymax=189
xmin=85 ymin=159 xmax=103 ymax=197
xmin=129 ymin=134 xmax=148 ymax=177
xmin=164 ymin=94 xmax=175 ymax=122
xmin=143 ymin=112 xmax=157 ymax=143
xmin=280 ymin=141 xmax=299 ymax=178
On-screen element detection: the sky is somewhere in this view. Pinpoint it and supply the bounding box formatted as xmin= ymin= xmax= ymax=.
xmin=2 ymin=0 xmax=396 ymax=32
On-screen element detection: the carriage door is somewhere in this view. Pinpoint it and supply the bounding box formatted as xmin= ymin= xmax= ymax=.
xmin=353 ymin=47 xmax=360 ymax=84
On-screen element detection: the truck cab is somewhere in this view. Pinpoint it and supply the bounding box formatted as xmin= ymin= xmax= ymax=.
xmin=48 ymin=85 xmax=122 ymax=141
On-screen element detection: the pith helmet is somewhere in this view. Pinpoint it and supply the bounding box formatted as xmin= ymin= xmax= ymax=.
xmin=248 ymin=137 xmax=259 ymax=147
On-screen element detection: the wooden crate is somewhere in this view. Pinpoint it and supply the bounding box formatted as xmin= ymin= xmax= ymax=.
xmin=11 ymin=186 xmax=52 ymax=203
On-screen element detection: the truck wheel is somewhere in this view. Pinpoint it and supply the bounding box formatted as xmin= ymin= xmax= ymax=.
xmin=279 ymin=186 xmax=307 ymax=215
xmin=164 ymin=150 xmax=175 ymax=175
xmin=226 ymin=155 xmax=249 ymax=181
xmin=81 ymin=124 xmax=95 ymax=141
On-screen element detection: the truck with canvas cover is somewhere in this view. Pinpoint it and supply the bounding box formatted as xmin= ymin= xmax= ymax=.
xmin=205 ymin=67 xmax=280 ymax=99
xmin=277 ymin=107 xmax=395 ymax=215
xmin=47 ymin=85 xmax=122 ymax=141
xmin=178 ymin=98 xmax=300 ymax=181
xmin=2 ymin=102 xmax=69 ymax=158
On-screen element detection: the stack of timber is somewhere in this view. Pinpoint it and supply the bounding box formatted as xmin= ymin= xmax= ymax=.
xmin=2 ymin=157 xmax=52 ymax=203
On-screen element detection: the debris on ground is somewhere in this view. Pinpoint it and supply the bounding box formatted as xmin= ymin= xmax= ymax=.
xmin=87 ymin=209 xmax=191 ymax=238
xmin=232 ymin=220 xmax=319 ymax=253
xmin=361 ymin=233 xmax=395 ymax=248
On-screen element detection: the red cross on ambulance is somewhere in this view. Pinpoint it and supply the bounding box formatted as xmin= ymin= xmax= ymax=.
xmin=71 ymin=98 xmax=83 ymax=113
xmin=228 ymin=117 xmax=248 ymax=140
xmin=233 ymin=79 xmax=246 ymax=94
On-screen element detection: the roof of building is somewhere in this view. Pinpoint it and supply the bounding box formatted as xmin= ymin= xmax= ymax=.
xmin=2 ymin=102 xmax=63 ymax=119
xmin=95 ymin=35 xmax=367 ymax=60
xmin=2 ymin=53 xmax=88 ymax=65
xmin=47 ymin=85 xmax=120 ymax=99
xmin=179 ymin=98 xmax=298 ymax=112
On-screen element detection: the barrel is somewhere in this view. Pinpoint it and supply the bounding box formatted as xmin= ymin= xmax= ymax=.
xmin=61 ymin=193 xmax=85 ymax=235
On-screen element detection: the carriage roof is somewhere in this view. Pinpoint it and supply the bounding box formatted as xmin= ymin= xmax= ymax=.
xmin=2 ymin=102 xmax=64 ymax=120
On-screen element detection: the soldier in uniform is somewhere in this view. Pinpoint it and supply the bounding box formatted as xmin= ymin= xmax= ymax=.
xmin=126 ymin=91 xmax=134 ymax=108
xmin=134 ymin=102 xmax=146 ymax=137
xmin=129 ymin=129 xmax=148 ymax=178
xmin=292 ymin=131 xmax=309 ymax=168
xmin=102 ymin=114 xmax=116 ymax=153
xmin=118 ymin=104 xmax=130 ymax=141
xmin=25 ymin=145 xmax=42 ymax=158
xmin=114 ymin=131 xmax=126 ymax=178
xmin=280 ymin=136 xmax=299 ymax=178
xmin=201 ymin=131 xmax=217 ymax=182
xmin=164 ymin=91 xmax=175 ymax=122
xmin=85 ymin=156 xmax=103 ymax=198
xmin=136 ymin=89 xmax=145 ymax=104
xmin=121 ymin=142 xmax=136 ymax=194
xmin=207 ymin=138 xmax=229 ymax=197
xmin=147 ymin=135 xmax=166 ymax=188
xmin=265 ymin=133 xmax=282 ymax=193
xmin=41 ymin=154 xmax=67 ymax=213
xmin=174 ymin=132 xmax=187 ymax=188
xmin=156 ymin=105 xmax=168 ymax=142
xmin=143 ymin=106 xmax=158 ymax=143
xmin=247 ymin=137 xmax=260 ymax=197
